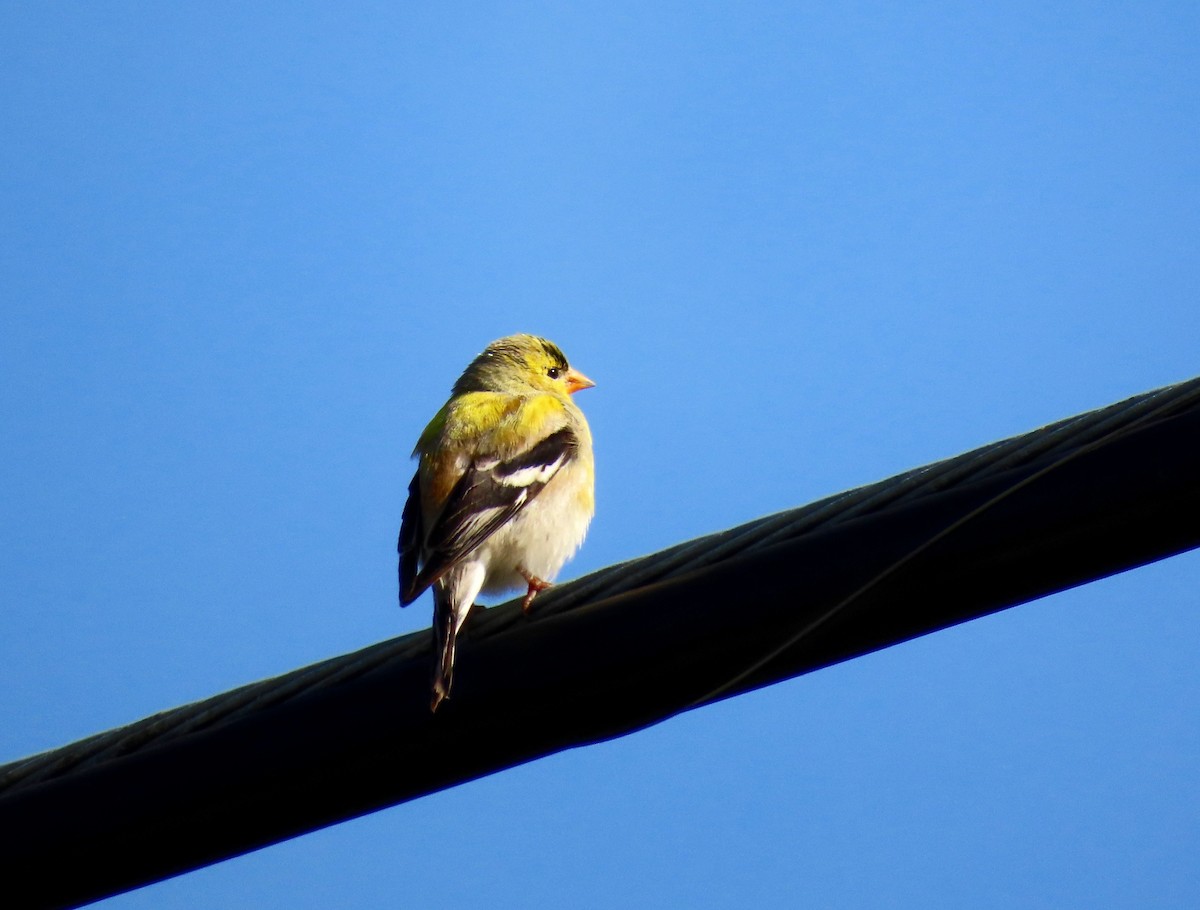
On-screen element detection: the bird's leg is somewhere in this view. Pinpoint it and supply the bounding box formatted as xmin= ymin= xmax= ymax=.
xmin=518 ymin=567 xmax=553 ymax=614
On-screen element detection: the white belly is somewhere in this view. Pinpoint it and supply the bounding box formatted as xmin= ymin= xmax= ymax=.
xmin=476 ymin=459 xmax=593 ymax=595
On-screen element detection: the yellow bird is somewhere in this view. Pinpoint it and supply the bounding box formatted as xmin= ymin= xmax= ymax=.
xmin=398 ymin=334 xmax=596 ymax=711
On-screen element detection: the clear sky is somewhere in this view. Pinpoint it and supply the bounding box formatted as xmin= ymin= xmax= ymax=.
xmin=2 ymin=3 xmax=1198 ymax=907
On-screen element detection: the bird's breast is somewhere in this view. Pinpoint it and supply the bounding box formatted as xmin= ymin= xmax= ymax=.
xmin=478 ymin=457 xmax=594 ymax=594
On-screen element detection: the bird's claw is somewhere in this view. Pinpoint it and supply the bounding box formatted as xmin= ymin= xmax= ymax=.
xmin=519 ymin=568 xmax=553 ymax=614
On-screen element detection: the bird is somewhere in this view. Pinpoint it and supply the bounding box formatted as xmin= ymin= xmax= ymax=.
xmin=398 ymin=334 xmax=596 ymax=712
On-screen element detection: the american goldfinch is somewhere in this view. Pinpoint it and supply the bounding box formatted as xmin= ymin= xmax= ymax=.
xmin=398 ymin=334 xmax=596 ymax=712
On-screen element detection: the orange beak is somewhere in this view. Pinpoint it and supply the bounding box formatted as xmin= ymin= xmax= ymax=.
xmin=565 ymin=368 xmax=596 ymax=394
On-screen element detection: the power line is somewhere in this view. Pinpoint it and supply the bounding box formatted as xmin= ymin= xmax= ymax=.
xmin=2 ymin=376 xmax=1199 ymax=910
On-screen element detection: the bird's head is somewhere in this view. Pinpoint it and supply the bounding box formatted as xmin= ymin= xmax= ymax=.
xmin=454 ymin=334 xmax=595 ymax=398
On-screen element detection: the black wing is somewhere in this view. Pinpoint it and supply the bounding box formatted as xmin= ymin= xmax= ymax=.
xmin=398 ymin=471 xmax=424 ymax=606
xmin=400 ymin=426 xmax=578 ymax=604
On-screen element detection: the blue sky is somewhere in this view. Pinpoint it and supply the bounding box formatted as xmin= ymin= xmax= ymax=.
xmin=2 ymin=3 xmax=1198 ymax=907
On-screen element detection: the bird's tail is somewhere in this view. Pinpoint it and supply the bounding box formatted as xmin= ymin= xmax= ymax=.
xmin=430 ymin=586 xmax=458 ymax=712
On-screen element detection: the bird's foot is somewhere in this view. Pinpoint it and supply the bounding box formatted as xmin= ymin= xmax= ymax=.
xmin=519 ymin=568 xmax=553 ymax=614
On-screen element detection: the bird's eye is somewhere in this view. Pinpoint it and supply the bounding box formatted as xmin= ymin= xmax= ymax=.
xmin=547 ymin=367 xmax=562 ymax=380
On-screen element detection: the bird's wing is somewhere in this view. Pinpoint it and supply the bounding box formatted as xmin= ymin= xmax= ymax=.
xmin=397 ymin=470 xmax=424 ymax=606
xmin=402 ymin=425 xmax=579 ymax=603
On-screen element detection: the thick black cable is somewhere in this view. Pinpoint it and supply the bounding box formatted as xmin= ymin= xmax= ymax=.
xmin=1 ymin=376 xmax=1198 ymax=910
xmin=683 ymin=379 xmax=1197 ymax=709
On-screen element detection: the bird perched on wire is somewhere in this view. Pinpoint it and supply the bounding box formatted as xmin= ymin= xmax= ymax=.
xmin=398 ymin=334 xmax=596 ymax=712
